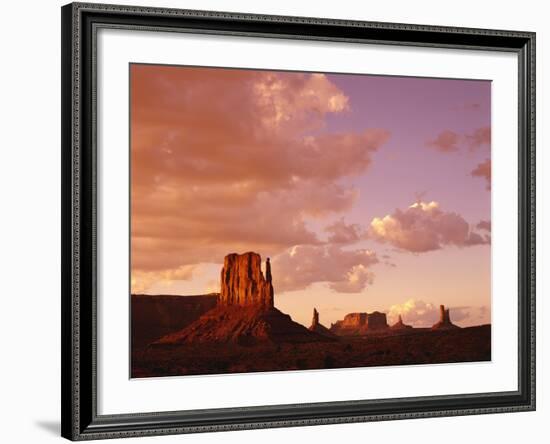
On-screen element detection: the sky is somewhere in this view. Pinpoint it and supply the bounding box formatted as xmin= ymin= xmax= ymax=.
xmin=130 ymin=64 xmax=492 ymax=329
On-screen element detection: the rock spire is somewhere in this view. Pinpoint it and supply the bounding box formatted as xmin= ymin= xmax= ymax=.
xmin=431 ymin=305 xmax=460 ymax=330
xmin=308 ymin=307 xmax=337 ymax=338
xmin=390 ymin=314 xmax=413 ymax=330
xmin=311 ymin=308 xmax=320 ymax=328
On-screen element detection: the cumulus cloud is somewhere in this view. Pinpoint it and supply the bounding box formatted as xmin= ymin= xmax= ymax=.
xmin=387 ymin=299 xmax=439 ymax=327
xmin=387 ymin=299 xmax=490 ymax=327
xmin=324 ymin=218 xmax=364 ymax=244
xmin=426 ymin=130 xmax=460 ymax=153
xmin=368 ymin=201 xmax=490 ymax=253
xmin=254 ymin=72 xmax=350 ymax=132
xmin=471 ymin=158 xmax=491 ymax=190
xmin=272 ymin=245 xmax=378 ymax=293
xmin=131 ymin=65 xmax=391 ymax=283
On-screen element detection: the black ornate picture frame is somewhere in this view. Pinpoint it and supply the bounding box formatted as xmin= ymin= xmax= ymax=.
xmin=61 ymin=2 xmax=535 ymax=440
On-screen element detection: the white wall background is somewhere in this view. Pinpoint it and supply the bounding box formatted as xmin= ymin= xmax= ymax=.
xmin=0 ymin=0 xmax=545 ymax=443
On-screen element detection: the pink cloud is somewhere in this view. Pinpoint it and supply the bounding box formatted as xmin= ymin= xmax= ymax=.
xmin=426 ymin=130 xmax=460 ymax=153
xmin=471 ymin=158 xmax=491 ymax=190
xmin=325 ymin=218 xmax=364 ymax=244
xmin=272 ymin=245 xmax=378 ymax=293
xmin=369 ymin=201 xmax=490 ymax=253
xmin=253 ymin=72 xmax=350 ymax=133
xmin=467 ymin=126 xmax=491 ymax=151
xmin=131 ymin=65 xmax=391 ymax=285
xmin=426 ymin=126 xmax=490 ymax=154
xmin=476 ymin=220 xmax=491 ymax=232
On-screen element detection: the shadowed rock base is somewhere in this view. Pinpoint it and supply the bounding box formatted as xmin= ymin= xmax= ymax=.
xmin=131 ymin=294 xmax=218 ymax=347
xmin=154 ymin=305 xmax=332 ymax=346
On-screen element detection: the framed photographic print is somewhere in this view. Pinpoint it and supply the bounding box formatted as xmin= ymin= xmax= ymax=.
xmin=61 ymin=2 xmax=536 ymax=440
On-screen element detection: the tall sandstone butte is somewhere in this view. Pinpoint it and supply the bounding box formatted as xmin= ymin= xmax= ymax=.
xmin=219 ymin=252 xmax=274 ymax=309
xmin=154 ymin=252 xmax=332 ymax=345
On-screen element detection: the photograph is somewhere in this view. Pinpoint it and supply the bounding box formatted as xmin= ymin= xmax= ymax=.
xmin=130 ymin=64 xmax=493 ymax=378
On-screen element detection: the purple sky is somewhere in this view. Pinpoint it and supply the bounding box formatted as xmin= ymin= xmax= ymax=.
xmin=325 ymin=74 xmax=491 ymax=224
xmin=131 ymin=65 xmax=492 ymax=328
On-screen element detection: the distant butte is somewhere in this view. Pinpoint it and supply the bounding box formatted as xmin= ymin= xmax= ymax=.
xmin=431 ymin=305 xmax=460 ymax=330
xmin=330 ymin=311 xmax=389 ymax=336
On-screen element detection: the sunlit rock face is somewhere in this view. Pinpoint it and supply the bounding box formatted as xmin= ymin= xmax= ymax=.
xmin=219 ymin=252 xmax=274 ymax=309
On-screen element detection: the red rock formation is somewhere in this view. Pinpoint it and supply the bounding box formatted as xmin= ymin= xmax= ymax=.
xmin=219 ymin=252 xmax=273 ymax=309
xmin=154 ymin=252 xmax=332 ymax=345
xmin=330 ymin=311 xmax=388 ymax=335
xmin=391 ymin=314 xmax=413 ymax=330
xmin=308 ymin=308 xmax=337 ymax=338
xmin=330 ymin=313 xmax=365 ymax=335
xmin=431 ymin=305 xmax=460 ymax=330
